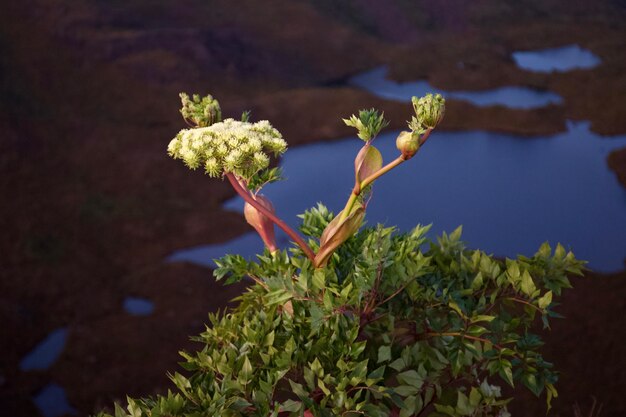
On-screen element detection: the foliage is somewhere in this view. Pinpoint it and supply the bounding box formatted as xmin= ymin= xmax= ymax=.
xmin=98 ymin=93 xmax=585 ymax=417
xmin=343 ymin=109 xmax=389 ymax=143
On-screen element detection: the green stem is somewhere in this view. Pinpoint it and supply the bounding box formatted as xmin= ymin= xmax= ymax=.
xmin=225 ymin=172 xmax=316 ymax=262
xmin=339 ymin=155 xmax=406 ymax=221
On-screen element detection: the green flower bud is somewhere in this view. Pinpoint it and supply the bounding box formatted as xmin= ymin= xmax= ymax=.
xmin=412 ymin=93 xmax=445 ymax=129
xmin=395 ymin=130 xmax=420 ymax=159
xmin=180 ymin=92 xmax=222 ymax=127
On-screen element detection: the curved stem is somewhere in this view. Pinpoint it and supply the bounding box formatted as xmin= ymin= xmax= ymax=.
xmin=360 ymin=155 xmax=405 ymax=189
xmin=225 ymin=172 xmax=316 ymax=262
xmin=418 ymin=127 xmax=433 ymax=147
xmin=339 ymin=128 xmax=434 ymax=222
xmin=339 ymin=155 xmax=406 ymax=221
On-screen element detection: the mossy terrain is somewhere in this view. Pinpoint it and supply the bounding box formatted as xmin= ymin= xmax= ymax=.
xmin=1 ymin=0 xmax=625 ymax=416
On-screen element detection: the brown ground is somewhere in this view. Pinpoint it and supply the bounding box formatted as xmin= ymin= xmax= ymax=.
xmin=1 ymin=0 xmax=625 ymax=416
xmin=608 ymin=148 xmax=626 ymax=189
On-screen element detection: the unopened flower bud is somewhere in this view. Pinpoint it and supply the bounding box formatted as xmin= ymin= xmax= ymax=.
xmin=180 ymin=92 xmax=222 ymax=127
xmin=244 ymin=194 xmax=277 ymax=252
xmin=396 ymin=131 xmax=420 ymax=159
xmin=413 ymin=93 xmax=445 ymax=129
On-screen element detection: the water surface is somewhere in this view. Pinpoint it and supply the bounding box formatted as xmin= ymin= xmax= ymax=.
xmin=123 ymin=297 xmax=155 ymax=316
xmin=171 ymin=121 xmax=626 ymax=272
xmin=20 ymin=328 xmax=68 ymax=371
xmin=33 ymin=383 xmax=77 ymax=417
xmin=512 ymin=45 xmax=601 ymax=72
xmin=349 ymin=66 xmax=562 ymax=109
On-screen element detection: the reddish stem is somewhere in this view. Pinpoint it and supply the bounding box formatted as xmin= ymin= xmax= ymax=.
xmin=225 ymin=172 xmax=316 ymax=262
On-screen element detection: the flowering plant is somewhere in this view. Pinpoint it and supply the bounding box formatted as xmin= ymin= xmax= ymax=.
xmin=99 ymin=93 xmax=583 ymax=417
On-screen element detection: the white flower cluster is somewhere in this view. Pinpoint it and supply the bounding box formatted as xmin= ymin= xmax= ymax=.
xmin=167 ymin=118 xmax=287 ymax=179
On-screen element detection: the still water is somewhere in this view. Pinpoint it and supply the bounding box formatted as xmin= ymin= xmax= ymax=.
xmin=19 ymin=328 xmax=68 ymax=372
xmin=123 ymin=297 xmax=155 ymax=316
xmin=170 ymin=121 xmax=626 ymax=272
xmin=170 ymin=44 xmax=622 ymax=272
xmin=34 ymin=383 xmax=77 ymax=417
xmin=349 ymin=66 xmax=563 ymax=109
xmin=512 ymin=44 xmax=601 ymax=72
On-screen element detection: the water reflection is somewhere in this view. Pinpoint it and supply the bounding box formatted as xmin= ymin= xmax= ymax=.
xmin=172 ymin=121 xmax=626 ymax=272
xmin=512 ymin=45 xmax=601 ymax=72
xmin=349 ymin=66 xmax=562 ymax=109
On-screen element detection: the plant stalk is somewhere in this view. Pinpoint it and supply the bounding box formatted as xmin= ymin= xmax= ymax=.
xmin=225 ymin=172 xmax=316 ymax=262
xmin=340 ymin=155 xmax=406 ymax=221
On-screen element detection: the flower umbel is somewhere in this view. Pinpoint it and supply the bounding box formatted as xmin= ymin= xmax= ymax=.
xmin=167 ymin=118 xmax=287 ymax=180
xmin=180 ymin=93 xmax=222 ymax=127
xmin=410 ymin=93 xmax=446 ymax=130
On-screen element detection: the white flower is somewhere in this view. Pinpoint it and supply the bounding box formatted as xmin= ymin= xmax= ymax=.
xmin=168 ymin=119 xmax=287 ymax=179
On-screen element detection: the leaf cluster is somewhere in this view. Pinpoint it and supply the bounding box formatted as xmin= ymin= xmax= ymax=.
xmin=343 ymin=109 xmax=389 ymax=142
xmin=99 ymin=205 xmax=584 ymax=417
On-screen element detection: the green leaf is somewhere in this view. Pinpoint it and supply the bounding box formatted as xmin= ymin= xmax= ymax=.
xmin=471 ymin=315 xmax=495 ymax=323
xmin=469 ymin=387 xmax=482 ymax=407
xmin=521 ymin=270 xmax=536 ymax=296
xmin=456 ymin=391 xmax=474 ymax=416
xmin=499 ymin=362 xmax=514 ymax=387
xmin=312 ymin=269 xmax=326 ymax=291
xmin=279 ymin=399 xmax=302 ymax=412
xmin=377 ymin=345 xmax=392 ymax=363
xmin=397 ymin=370 xmax=424 ymax=389
xmin=240 ymin=355 xmax=253 ymax=382
xmin=394 ymin=385 xmax=419 ymax=397
xmin=449 ymin=226 xmax=463 ymax=242
xmin=537 ymin=291 xmax=553 ymax=309
xmin=546 ymin=383 xmax=558 ymax=412
xmin=309 ymin=304 xmax=324 ymax=334
xmin=389 ymin=358 xmax=406 ymax=372
xmin=434 ymin=404 xmax=457 ymax=416
xmin=507 ymin=261 xmax=521 ymax=283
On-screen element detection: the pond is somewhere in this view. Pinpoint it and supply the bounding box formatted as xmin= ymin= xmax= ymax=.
xmin=34 ymin=383 xmax=77 ymax=417
xmin=169 ymin=121 xmax=626 ymax=273
xmin=20 ymin=299 xmax=154 ymax=415
xmin=512 ymin=44 xmax=601 ymax=72
xmin=19 ymin=328 xmax=68 ymax=372
xmin=123 ymin=297 xmax=155 ymax=316
xmin=349 ymin=66 xmax=563 ymax=109
xmin=170 ymin=44 xmax=622 ymax=272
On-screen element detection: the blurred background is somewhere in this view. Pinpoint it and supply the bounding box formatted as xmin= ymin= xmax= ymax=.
xmin=1 ymin=0 xmax=625 ymax=416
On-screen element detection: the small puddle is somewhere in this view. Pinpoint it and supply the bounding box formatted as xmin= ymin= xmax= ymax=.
xmin=349 ymin=66 xmax=562 ymax=109
xmin=171 ymin=121 xmax=626 ymax=273
xmin=123 ymin=297 xmax=155 ymax=316
xmin=33 ymin=383 xmax=77 ymax=417
xmin=19 ymin=328 xmax=68 ymax=372
xmin=512 ymin=44 xmax=601 ymax=72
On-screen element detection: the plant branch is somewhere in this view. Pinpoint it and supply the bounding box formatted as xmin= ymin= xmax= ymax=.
xmin=504 ymin=296 xmax=543 ymax=313
xmin=225 ymin=172 xmax=316 ymax=262
xmin=340 ymin=155 xmax=406 ymax=221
